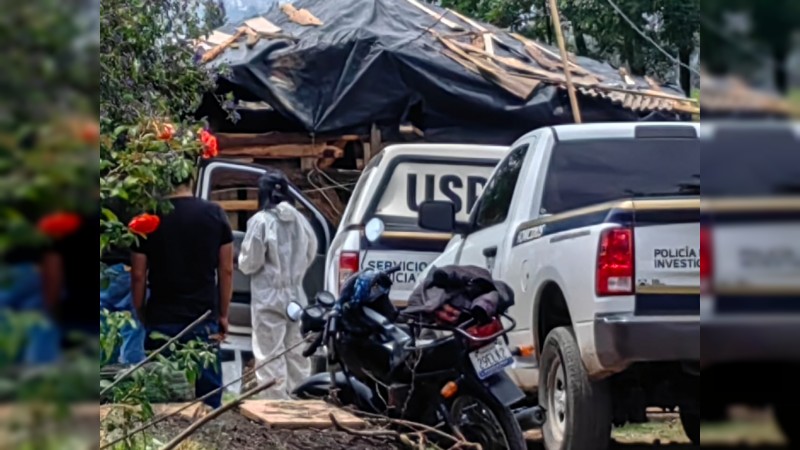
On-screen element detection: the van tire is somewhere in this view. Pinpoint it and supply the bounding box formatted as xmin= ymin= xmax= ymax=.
xmin=539 ymin=327 xmax=612 ymax=450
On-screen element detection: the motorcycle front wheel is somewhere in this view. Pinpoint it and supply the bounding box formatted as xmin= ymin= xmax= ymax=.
xmin=449 ymin=388 xmax=527 ymax=450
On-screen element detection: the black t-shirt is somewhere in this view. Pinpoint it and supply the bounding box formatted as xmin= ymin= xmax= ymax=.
xmin=55 ymin=211 xmax=101 ymax=333
xmin=133 ymin=197 xmax=233 ymax=326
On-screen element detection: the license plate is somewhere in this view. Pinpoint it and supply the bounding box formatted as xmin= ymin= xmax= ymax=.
xmin=469 ymin=341 xmax=514 ymax=380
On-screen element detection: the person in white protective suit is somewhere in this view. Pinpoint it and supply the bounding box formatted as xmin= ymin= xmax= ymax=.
xmin=238 ymin=173 xmax=318 ymax=399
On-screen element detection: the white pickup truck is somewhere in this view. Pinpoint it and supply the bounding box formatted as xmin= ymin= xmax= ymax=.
xmin=416 ymin=122 xmax=700 ymax=449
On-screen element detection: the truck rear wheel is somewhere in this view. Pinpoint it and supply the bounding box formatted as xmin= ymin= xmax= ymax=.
xmin=539 ymin=327 xmax=612 ymax=450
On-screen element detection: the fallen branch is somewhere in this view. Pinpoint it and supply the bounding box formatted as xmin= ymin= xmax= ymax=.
xmin=100 ymin=333 xmax=315 ymax=449
xmin=100 ymin=310 xmax=212 ymax=397
xmin=330 ymin=413 xmax=444 ymax=450
xmin=329 ymin=413 xmax=397 ymax=437
xmin=159 ymin=379 xmax=278 ymax=450
xmin=344 ymin=409 xmax=481 ymax=450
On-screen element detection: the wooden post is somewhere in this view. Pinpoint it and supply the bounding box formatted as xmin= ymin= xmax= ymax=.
xmin=547 ymin=0 xmax=582 ymax=123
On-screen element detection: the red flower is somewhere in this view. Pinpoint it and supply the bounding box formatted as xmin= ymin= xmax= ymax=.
xmin=128 ymin=213 xmax=160 ymax=235
xmin=37 ymin=212 xmax=82 ymax=239
xmin=80 ymin=122 xmax=100 ymax=145
xmin=199 ymin=129 xmax=219 ymax=159
xmin=158 ymin=123 xmax=175 ymax=141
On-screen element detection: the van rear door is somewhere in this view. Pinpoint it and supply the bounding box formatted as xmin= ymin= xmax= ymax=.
xmin=362 ymin=157 xmax=499 ymax=303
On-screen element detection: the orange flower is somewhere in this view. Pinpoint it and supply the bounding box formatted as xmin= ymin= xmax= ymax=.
xmin=158 ymin=123 xmax=175 ymax=141
xmin=128 ymin=213 xmax=160 ymax=235
xmin=38 ymin=212 xmax=82 ymax=239
xmin=80 ymin=121 xmax=100 ymax=145
xmin=199 ymin=129 xmax=219 ymax=159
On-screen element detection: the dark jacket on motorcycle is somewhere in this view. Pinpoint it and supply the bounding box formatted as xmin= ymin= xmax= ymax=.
xmin=405 ymin=265 xmax=514 ymax=324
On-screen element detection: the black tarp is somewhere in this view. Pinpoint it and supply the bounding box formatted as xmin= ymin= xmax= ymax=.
xmin=199 ymin=0 xmax=688 ymax=145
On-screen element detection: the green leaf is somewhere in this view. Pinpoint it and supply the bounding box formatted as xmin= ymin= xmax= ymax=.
xmin=101 ymin=207 xmax=119 ymax=222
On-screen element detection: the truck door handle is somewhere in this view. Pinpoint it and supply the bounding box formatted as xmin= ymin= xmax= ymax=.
xmin=483 ymin=246 xmax=498 ymax=258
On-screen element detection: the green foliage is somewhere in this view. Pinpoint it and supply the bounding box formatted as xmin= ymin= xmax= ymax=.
xmin=439 ymin=0 xmax=699 ymax=91
xmin=702 ymin=0 xmax=800 ymax=92
xmin=100 ymin=0 xmax=224 ymax=258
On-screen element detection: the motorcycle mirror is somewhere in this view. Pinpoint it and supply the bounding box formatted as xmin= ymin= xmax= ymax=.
xmin=286 ymin=301 xmax=303 ymax=322
xmin=364 ymin=217 xmax=385 ymax=243
xmin=315 ymin=291 xmax=336 ymax=307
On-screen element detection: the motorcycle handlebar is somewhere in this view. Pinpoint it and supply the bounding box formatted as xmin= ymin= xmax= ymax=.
xmin=384 ymin=265 xmax=402 ymax=276
xmin=302 ymin=332 xmax=324 ymax=358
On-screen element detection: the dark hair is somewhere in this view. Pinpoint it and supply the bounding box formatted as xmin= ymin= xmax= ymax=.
xmin=257 ymin=172 xmax=290 ymax=210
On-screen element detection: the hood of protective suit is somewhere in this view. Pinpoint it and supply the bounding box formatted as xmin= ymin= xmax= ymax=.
xmin=274 ymin=202 xmax=298 ymax=222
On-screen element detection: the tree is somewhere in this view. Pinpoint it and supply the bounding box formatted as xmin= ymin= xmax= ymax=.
xmin=100 ymin=0 xmax=224 ymax=260
xmin=439 ymin=0 xmax=700 ymax=94
xmin=702 ymin=0 xmax=799 ymax=93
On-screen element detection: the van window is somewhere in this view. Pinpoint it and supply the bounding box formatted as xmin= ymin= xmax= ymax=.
xmin=341 ymin=165 xmax=376 ymax=227
xmin=473 ymin=144 xmax=529 ymax=229
xmin=373 ymin=159 xmax=498 ymax=226
xmin=541 ymin=138 xmax=700 ymax=214
xmin=205 ymin=166 xmax=326 ymax=251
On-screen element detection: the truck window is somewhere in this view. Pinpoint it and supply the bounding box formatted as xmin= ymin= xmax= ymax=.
xmin=473 ymin=144 xmax=529 ymax=229
xmin=372 ymin=159 xmax=498 ymax=227
xmin=702 ymin=127 xmax=800 ymax=197
xmin=540 ymin=138 xmax=700 ymax=214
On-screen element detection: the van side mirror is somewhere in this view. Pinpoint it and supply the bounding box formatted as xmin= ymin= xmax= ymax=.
xmin=418 ymin=201 xmax=456 ymax=232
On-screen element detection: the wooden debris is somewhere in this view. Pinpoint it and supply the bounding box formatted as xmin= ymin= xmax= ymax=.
xmin=445 ymin=8 xmax=496 ymax=54
xmin=201 ymin=28 xmax=247 ymax=63
xmin=282 ymin=4 xmax=323 ymax=26
xmin=220 ymin=143 xmax=344 ymax=159
xmin=619 ymin=67 xmax=636 ymax=86
xmin=510 ymin=33 xmax=595 ymax=79
xmin=216 ymin=200 xmax=258 ymax=211
xmin=405 ymin=0 xmax=462 ymax=30
xmin=439 ymin=36 xmax=538 ymax=99
xmin=239 ymin=400 xmax=367 ymax=429
xmin=217 ymin=132 xmax=362 ymax=149
xmin=645 ymin=76 xmax=661 ymax=91
xmin=243 ymin=26 xmax=261 ymax=48
xmin=204 ymin=30 xmax=235 ymax=46
xmin=245 ymin=16 xmax=281 ymax=34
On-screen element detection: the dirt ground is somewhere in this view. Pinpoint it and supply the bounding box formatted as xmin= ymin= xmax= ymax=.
xmin=150 ymin=411 xmax=402 ymax=450
xmin=112 ymin=407 xmax=787 ymax=450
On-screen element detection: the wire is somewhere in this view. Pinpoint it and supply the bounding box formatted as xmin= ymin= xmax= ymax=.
xmin=602 ymin=0 xmax=701 ymax=77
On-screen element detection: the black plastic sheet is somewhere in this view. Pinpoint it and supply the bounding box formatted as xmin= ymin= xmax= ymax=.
xmin=199 ymin=0 xmax=689 ymax=145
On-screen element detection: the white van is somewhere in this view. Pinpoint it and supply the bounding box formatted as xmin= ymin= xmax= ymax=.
xmin=325 ymin=144 xmax=508 ymax=304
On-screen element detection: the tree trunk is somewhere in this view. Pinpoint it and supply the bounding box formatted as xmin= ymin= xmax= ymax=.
xmin=679 ymin=47 xmax=693 ymax=97
xmin=573 ymin=24 xmax=588 ymax=55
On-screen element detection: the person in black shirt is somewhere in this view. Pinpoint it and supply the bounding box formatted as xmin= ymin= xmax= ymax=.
xmin=131 ymin=173 xmax=233 ymax=408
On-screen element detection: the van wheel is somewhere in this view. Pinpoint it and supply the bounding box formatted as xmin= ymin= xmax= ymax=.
xmin=539 ymin=327 xmax=611 ymax=450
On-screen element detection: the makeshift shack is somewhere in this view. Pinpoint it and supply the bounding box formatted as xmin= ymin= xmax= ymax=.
xmin=193 ymin=0 xmax=699 ymax=224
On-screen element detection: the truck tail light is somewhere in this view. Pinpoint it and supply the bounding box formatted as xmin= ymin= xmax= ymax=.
xmin=338 ymin=251 xmax=359 ymax=291
xmin=596 ymin=227 xmax=634 ymax=296
xmin=700 ymin=226 xmax=711 ymax=294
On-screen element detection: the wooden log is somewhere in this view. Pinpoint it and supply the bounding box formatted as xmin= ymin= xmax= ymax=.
xmin=215 ymin=200 xmax=258 ymax=211
xmin=281 ymin=4 xmax=323 ymax=26
xmin=216 ymin=132 xmax=362 ymax=149
xmin=201 ymin=28 xmax=246 ymax=63
xmin=219 ymin=144 xmax=343 ymax=159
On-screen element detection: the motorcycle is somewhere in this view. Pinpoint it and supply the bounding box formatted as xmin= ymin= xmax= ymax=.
xmin=286 ymin=258 xmax=544 ymax=449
